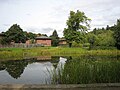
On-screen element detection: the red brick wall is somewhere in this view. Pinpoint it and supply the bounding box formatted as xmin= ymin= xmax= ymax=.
xmin=26 ymin=40 xmax=31 ymax=45
xmin=59 ymin=41 xmax=67 ymax=45
xmin=36 ymin=39 xmax=51 ymax=46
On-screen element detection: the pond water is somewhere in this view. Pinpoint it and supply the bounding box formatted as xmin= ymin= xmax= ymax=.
xmin=0 ymin=56 xmax=119 ymax=84
xmin=0 ymin=57 xmax=66 ymax=84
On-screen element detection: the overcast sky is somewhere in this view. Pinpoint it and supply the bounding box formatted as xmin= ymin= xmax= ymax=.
xmin=0 ymin=0 xmax=120 ymax=37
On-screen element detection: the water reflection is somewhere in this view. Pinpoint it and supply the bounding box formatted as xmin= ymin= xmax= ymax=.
xmin=0 ymin=56 xmax=61 ymax=84
xmin=0 ymin=60 xmax=29 ymax=79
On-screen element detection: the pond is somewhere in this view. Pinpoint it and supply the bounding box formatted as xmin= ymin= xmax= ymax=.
xmin=0 ymin=56 xmax=120 ymax=84
xmin=0 ymin=56 xmax=66 ymax=84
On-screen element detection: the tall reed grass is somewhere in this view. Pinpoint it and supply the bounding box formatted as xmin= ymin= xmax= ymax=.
xmin=50 ymin=56 xmax=120 ymax=84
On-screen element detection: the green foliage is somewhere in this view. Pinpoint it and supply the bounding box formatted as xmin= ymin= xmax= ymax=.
xmin=0 ymin=37 xmax=8 ymax=45
xmin=114 ymin=19 xmax=120 ymax=49
xmin=72 ymin=42 xmax=83 ymax=47
xmin=50 ymin=30 xmax=59 ymax=46
xmin=87 ymin=33 xmax=97 ymax=50
xmin=0 ymin=26 xmax=37 ymax=45
xmin=63 ymin=10 xmax=91 ymax=47
xmin=50 ymin=56 xmax=120 ymax=84
xmin=0 ymin=47 xmax=119 ymax=60
xmin=97 ymin=30 xmax=115 ymax=46
xmin=24 ymin=32 xmax=37 ymax=40
xmin=106 ymin=25 xmax=110 ymax=30
xmin=87 ymin=29 xmax=115 ymax=49
xmin=91 ymin=46 xmax=117 ymax=50
xmin=4 ymin=24 xmax=26 ymax=43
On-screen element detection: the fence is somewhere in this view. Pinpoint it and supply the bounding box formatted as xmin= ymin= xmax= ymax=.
xmin=0 ymin=43 xmax=43 ymax=48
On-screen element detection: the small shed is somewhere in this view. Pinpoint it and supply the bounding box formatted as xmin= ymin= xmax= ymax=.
xmin=59 ymin=38 xmax=67 ymax=45
xmin=35 ymin=36 xmax=51 ymax=46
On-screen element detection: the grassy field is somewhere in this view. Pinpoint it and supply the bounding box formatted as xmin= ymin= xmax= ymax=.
xmin=0 ymin=47 xmax=120 ymax=60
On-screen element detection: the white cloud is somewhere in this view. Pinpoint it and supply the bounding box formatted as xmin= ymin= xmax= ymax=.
xmin=0 ymin=0 xmax=120 ymax=37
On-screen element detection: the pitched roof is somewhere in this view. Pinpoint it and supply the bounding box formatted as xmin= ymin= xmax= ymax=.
xmin=0 ymin=33 xmax=5 ymax=36
xmin=59 ymin=38 xmax=66 ymax=41
xmin=36 ymin=36 xmax=51 ymax=40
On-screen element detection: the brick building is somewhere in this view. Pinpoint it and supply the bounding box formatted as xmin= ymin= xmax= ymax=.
xmin=35 ymin=36 xmax=51 ymax=46
xmin=59 ymin=38 xmax=67 ymax=46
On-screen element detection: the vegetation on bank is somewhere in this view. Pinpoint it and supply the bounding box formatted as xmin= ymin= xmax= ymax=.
xmin=50 ymin=56 xmax=120 ymax=84
xmin=0 ymin=47 xmax=119 ymax=60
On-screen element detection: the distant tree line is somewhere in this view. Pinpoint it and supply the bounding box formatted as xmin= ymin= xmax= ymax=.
xmin=0 ymin=24 xmax=52 ymax=45
xmin=63 ymin=10 xmax=120 ymax=50
xmin=87 ymin=19 xmax=120 ymax=50
xmin=0 ymin=24 xmax=60 ymax=47
xmin=0 ymin=24 xmax=37 ymax=45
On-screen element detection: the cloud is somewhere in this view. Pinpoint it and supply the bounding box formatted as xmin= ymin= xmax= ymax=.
xmin=41 ymin=27 xmax=54 ymax=33
xmin=26 ymin=13 xmax=31 ymax=16
xmin=3 ymin=24 xmax=10 ymax=26
xmin=0 ymin=0 xmax=120 ymax=36
xmin=0 ymin=0 xmax=9 ymax=3
xmin=25 ymin=27 xmax=54 ymax=36
xmin=26 ymin=27 xmax=36 ymax=33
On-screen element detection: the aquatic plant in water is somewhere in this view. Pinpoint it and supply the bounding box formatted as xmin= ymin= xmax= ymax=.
xmin=50 ymin=56 xmax=120 ymax=84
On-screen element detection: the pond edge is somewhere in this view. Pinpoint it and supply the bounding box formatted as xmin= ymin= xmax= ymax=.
xmin=0 ymin=83 xmax=120 ymax=89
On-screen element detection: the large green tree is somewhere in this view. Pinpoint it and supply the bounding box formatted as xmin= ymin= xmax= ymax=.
xmin=50 ymin=30 xmax=59 ymax=46
xmin=114 ymin=19 xmax=120 ymax=49
xmin=24 ymin=32 xmax=37 ymax=40
xmin=63 ymin=10 xmax=91 ymax=47
xmin=4 ymin=24 xmax=26 ymax=43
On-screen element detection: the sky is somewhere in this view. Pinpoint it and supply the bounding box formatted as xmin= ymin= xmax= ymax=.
xmin=0 ymin=0 xmax=120 ymax=37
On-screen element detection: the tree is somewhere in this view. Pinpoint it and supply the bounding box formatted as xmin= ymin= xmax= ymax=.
xmin=63 ymin=10 xmax=91 ymax=47
xmin=88 ymin=29 xmax=115 ymax=49
xmin=4 ymin=24 xmax=26 ymax=43
xmin=97 ymin=30 xmax=115 ymax=47
xmin=41 ymin=34 xmax=48 ymax=37
xmin=106 ymin=25 xmax=109 ymax=30
xmin=114 ymin=19 xmax=120 ymax=49
xmin=24 ymin=32 xmax=37 ymax=40
xmin=50 ymin=30 xmax=59 ymax=46
xmin=93 ymin=28 xmax=97 ymax=34
xmin=88 ymin=33 xmax=96 ymax=50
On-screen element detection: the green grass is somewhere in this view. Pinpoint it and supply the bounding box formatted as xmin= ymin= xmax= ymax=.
xmin=0 ymin=47 xmax=119 ymax=60
xmin=50 ymin=56 xmax=120 ymax=84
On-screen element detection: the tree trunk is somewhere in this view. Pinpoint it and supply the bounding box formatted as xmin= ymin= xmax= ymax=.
xmin=69 ymin=43 xmax=72 ymax=48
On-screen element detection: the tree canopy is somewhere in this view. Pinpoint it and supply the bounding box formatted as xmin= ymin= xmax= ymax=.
xmin=63 ymin=10 xmax=91 ymax=47
xmin=50 ymin=30 xmax=59 ymax=46
xmin=1 ymin=24 xmax=37 ymax=45
xmin=4 ymin=24 xmax=26 ymax=43
xmin=114 ymin=19 xmax=120 ymax=49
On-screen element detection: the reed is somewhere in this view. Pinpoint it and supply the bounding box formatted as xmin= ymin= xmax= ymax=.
xmin=50 ymin=56 xmax=120 ymax=84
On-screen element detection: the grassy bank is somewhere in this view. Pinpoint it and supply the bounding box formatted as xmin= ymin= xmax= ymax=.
xmin=0 ymin=47 xmax=119 ymax=60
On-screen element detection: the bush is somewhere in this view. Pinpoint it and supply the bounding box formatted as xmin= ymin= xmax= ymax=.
xmin=72 ymin=42 xmax=83 ymax=47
